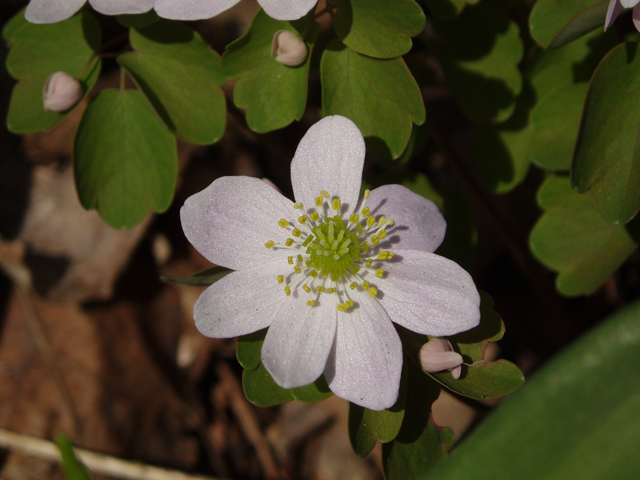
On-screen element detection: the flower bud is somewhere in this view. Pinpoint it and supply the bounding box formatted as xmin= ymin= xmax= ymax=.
xmin=419 ymin=338 xmax=463 ymax=379
xmin=271 ymin=30 xmax=308 ymax=67
xmin=43 ymin=71 xmax=82 ymax=112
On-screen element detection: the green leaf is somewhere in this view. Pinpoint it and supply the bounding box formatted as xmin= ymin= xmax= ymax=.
xmin=5 ymin=11 xmax=101 ymax=133
xmin=427 ymin=298 xmax=640 ymax=480
xmin=73 ymin=89 xmax=177 ymax=229
xmin=3 ymin=8 xmax=28 ymax=45
xmin=530 ymin=175 xmax=638 ymax=296
xmin=161 ymin=266 xmax=232 ymax=286
xmin=243 ymin=362 xmax=294 ymax=407
xmin=474 ymin=81 xmax=534 ymax=194
xmin=237 ymin=328 xmax=268 ymax=370
xmin=382 ymin=362 xmax=453 ymax=480
xmin=223 ymin=10 xmax=319 ymax=133
xmin=332 ymin=0 xmax=425 ymax=58
xmin=321 ymin=40 xmax=425 ymax=159
xmin=119 ymin=20 xmax=226 ymax=145
xmin=432 ymin=1 xmax=523 ymax=123
xmin=422 ymin=0 xmax=480 ymax=19
xmin=56 ymin=432 xmax=92 ymax=480
xmin=572 ymin=42 xmax=640 ymax=224
xmin=529 ymin=0 xmax=608 ymax=49
xmin=291 ymin=376 xmax=333 ymax=403
xmin=117 ymin=10 xmax=159 ymax=28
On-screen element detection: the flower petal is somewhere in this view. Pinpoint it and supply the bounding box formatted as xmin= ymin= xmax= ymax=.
xmin=154 ymin=0 xmax=240 ymax=20
xmin=291 ymin=116 xmax=365 ymax=214
xmin=605 ymin=0 xmax=624 ymax=30
xmin=324 ymin=294 xmax=403 ymax=411
xmin=621 ymin=0 xmax=640 ymax=8
xmin=89 ymin=0 xmax=153 ymax=15
xmin=194 ymin=259 xmax=288 ymax=338
xmin=378 ymin=250 xmax=480 ymax=337
xmin=367 ymin=184 xmax=446 ymax=254
xmin=262 ymin=298 xmax=337 ymax=389
xmin=25 ymin=0 xmax=86 ymax=23
xmin=633 ymin=5 xmax=640 ymax=31
xmin=180 ymin=176 xmax=294 ymax=270
xmin=259 ymin=0 xmax=318 ymax=20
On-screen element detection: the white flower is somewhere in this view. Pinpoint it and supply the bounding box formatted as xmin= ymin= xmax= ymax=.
xmin=25 ymin=0 xmax=154 ymax=24
xmin=605 ymin=0 xmax=640 ymax=31
xmin=271 ymin=30 xmax=308 ymax=67
xmin=43 ymin=71 xmax=83 ymax=111
xmin=25 ymin=0 xmax=317 ymax=24
xmin=180 ymin=115 xmax=481 ymax=411
xmin=419 ymin=338 xmax=463 ymax=379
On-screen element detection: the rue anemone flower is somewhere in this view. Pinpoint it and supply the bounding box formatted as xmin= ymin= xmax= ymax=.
xmin=180 ymin=115 xmax=481 ymax=410
xmin=605 ymin=0 xmax=640 ymax=31
xmin=26 ymin=0 xmax=317 ymax=24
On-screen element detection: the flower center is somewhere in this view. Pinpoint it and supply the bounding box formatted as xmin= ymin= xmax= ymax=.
xmin=264 ymin=189 xmax=395 ymax=312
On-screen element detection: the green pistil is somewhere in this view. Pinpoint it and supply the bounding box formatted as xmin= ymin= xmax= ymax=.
xmin=306 ymin=215 xmax=361 ymax=280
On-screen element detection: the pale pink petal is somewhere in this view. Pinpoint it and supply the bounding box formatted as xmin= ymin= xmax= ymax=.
xmin=262 ymin=298 xmax=337 ymax=388
xmin=291 ymin=116 xmax=365 ymax=215
xmin=324 ymin=294 xmax=403 ymax=410
xmin=633 ymin=5 xmax=640 ymax=31
xmin=259 ymin=0 xmax=318 ymax=20
xmin=154 ymin=0 xmax=241 ymax=20
xmin=25 ymin=0 xmax=86 ymax=23
xmin=378 ymin=250 xmax=480 ymax=337
xmin=621 ymin=0 xmax=640 ymax=8
xmin=367 ymin=184 xmax=446 ymax=254
xmin=180 ymin=176 xmax=294 ymax=271
xmin=194 ymin=259 xmax=288 ymax=338
xmin=89 ymin=0 xmax=153 ymax=15
xmin=605 ymin=0 xmax=624 ymax=30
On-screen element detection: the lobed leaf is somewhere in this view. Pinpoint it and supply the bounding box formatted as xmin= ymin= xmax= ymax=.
xmin=74 ymin=89 xmax=177 ymax=229
xmin=119 ymin=20 xmax=226 ymax=145
xmin=321 ymin=40 xmax=425 ymax=159
xmin=223 ymin=10 xmax=318 ymax=133
xmin=530 ymin=175 xmax=638 ymax=296
xmin=5 ymin=11 xmax=101 ymax=133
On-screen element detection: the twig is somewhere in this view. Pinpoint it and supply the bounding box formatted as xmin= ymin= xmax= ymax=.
xmin=215 ymin=362 xmax=283 ymax=480
xmin=0 ymin=238 xmax=81 ymax=438
xmin=0 ymin=428 xmax=222 ymax=480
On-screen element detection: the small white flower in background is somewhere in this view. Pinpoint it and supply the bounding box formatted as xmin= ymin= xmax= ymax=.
xmin=25 ymin=0 xmax=318 ymax=24
xmin=25 ymin=0 xmax=153 ymax=24
xmin=42 ymin=71 xmax=83 ymax=112
xmin=419 ymin=338 xmax=463 ymax=379
xmin=605 ymin=0 xmax=640 ymax=31
xmin=271 ymin=30 xmax=308 ymax=67
xmin=180 ymin=115 xmax=481 ymax=411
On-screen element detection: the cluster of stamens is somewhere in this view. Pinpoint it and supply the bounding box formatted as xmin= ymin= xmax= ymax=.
xmin=264 ymin=189 xmax=395 ymax=312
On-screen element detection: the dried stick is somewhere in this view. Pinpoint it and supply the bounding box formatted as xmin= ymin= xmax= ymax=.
xmin=0 ymin=428 xmax=222 ymax=480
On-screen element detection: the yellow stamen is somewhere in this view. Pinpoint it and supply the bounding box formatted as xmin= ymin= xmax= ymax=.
xmin=265 ymin=240 xmax=275 ymax=249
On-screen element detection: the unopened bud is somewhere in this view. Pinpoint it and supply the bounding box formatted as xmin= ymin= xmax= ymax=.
xmin=43 ymin=71 xmax=82 ymax=112
xmin=271 ymin=30 xmax=308 ymax=67
xmin=419 ymin=338 xmax=463 ymax=379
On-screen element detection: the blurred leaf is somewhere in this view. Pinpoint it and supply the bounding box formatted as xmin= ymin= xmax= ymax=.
xmin=243 ymin=362 xmax=294 ymax=407
xmin=423 ymin=0 xmax=480 ymax=19
xmin=572 ymin=42 xmax=640 ymax=224
xmin=5 ymin=11 xmax=101 ymax=133
xmin=382 ymin=362 xmax=453 ymax=480
xmin=117 ymin=10 xmax=159 ymax=28
xmin=530 ymin=175 xmax=638 ymax=296
xmin=474 ymin=81 xmax=534 ymax=194
xmin=56 ymin=432 xmax=92 ymax=480
xmin=529 ymin=0 xmax=608 ymax=49
xmin=161 ymin=266 xmax=232 ymax=286
xmin=119 ymin=20 xmax=226 ymax=145
xmin=223 ymin=10 xmax=318 ymax=133
xmin=332 ymin=0 xmax=425 ymax=58
xmin=348 ymin=368 xmax=406 ymax=457
xmin=433 ymin=2 xmax=523 ymax=123
xmin=427 ymin=298 xmax=640 ymax=480
xmin=74 ymin=89 xmax=177 ymax=229
xmin=237 ymin=328 xmax=267 ymax=370
xmin=321 ymin=40 xmax=425 ymax=159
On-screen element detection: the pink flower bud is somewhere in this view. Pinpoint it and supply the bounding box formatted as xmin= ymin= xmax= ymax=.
xmin=43 ymin=71 xmax=82 ymax=112
xmin=271 ymin=30 xmax=308 ymax=67
xmin=419 ymin=338 xmax=463 ymax=379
